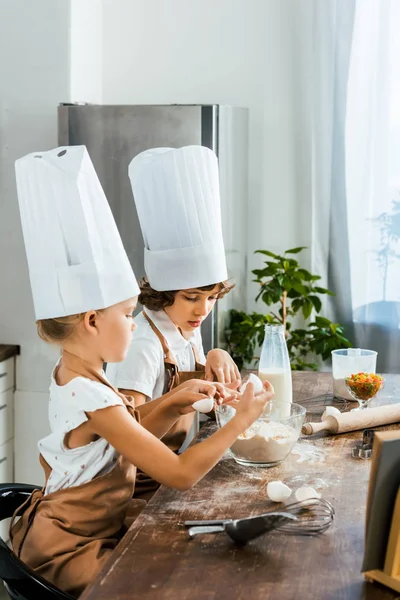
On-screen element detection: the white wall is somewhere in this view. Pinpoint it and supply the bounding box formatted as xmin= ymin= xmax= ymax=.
xmin=0 ymin=0 xmax=71 ymax=391
xmin=0 ymin=0 xmax=71 ymax=482
xmin=101 ymin=0 xmax=313 ymax=309
xmin=70 ymin=0 xmax=103 ymax=103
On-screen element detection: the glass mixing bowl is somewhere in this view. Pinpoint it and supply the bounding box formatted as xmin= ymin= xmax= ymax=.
xmin=215 ymin=400 xmax=306 ymax=467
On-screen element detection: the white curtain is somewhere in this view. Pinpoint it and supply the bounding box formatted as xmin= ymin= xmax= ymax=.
xmin=309 ymin=0 xmax=356 ymax=329
xmin=345 ymin=0 xmax=400 ymax=372
xmin=310 ymin=0 xmax=400 ymax=372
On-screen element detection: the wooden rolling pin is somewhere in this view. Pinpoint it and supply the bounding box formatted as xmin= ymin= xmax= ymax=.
xmin=302 ymin=403 xmax=400 ymax=435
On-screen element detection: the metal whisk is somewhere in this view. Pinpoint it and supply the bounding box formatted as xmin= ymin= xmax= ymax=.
xmin=275 ymin=497 xmax=335 ymax=536
xmin=184 ymin=497 xmax=335 ymax=543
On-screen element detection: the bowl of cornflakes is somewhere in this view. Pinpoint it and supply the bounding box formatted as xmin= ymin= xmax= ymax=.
xmin=345 ymin=372 xmax=384 ymax=411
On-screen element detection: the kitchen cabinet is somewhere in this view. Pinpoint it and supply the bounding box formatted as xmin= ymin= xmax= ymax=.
xmin=0 ymin=345 xmax=19 ymax=541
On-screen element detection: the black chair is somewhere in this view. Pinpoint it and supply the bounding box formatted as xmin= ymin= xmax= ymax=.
xmin=0 ymin=483 xmax=74 ymax=599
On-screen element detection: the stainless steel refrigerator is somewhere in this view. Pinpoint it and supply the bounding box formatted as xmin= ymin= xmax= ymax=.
xmin=58 ymin=104 xmax=249 ymax=352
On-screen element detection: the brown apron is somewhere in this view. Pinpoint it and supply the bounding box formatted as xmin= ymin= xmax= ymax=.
xmin=10 ymin=351 xmax=139 ymax=598
xmin=134 ymin=312 xmax=205 ymax=498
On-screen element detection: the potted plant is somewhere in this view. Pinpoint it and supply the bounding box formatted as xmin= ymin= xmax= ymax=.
xmin=225 ymin=247 xmax=352 ymax=371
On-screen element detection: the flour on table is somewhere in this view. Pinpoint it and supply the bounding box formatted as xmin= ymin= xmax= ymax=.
xmin=291 ymin=442 xmax=326 ymax=464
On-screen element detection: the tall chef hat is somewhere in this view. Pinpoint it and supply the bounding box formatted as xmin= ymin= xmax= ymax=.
xmin=15 ymin=145 xmax=139 ymax=320
xmin=128 ymin=145 xmax=228 ymax=291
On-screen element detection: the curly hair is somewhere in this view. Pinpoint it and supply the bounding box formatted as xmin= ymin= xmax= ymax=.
xmin=138 ymin=277 xmax=235 ymax=311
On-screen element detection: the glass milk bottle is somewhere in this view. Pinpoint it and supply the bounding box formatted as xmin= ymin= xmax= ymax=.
xmin=258 ymin=325 xmax=293 ymax=414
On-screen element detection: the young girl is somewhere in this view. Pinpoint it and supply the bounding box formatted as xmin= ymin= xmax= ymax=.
xmin=11 ymin=146 xmax=274 ymax=597
xmin=106 ymin=146 xmax=242 ymax=495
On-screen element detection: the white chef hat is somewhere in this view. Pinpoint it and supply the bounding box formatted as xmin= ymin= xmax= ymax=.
xmin=129 ymin=145 xmax=228 ymax=291
xmin=15 ymin=145 xmax=139 ymax=320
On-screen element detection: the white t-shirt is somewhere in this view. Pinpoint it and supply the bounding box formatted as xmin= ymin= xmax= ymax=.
xmin=106 ymin=309 xmax=206 ymax=401
xmin=39 ymin=363 xmax=126 ymax=495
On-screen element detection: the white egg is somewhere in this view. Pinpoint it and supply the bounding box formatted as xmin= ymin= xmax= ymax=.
xmin=266 ymin=481 xmax=292 ymax=503
xmin=294 ymin=486 xmax=321 ymax=502
xmin=240 ymin=373 xmax=264 ymax=395
xmin=192 ymin=397 xmax=214 ymax=413
xmin=321 ymin=406 xmax=341 ymax=420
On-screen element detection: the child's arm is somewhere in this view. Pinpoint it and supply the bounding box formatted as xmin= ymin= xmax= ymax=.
xmin=135 ymin=380 xmax=235 ymax=438
xmin=119 ymin=380 xmax=235 ymax=422
xmin=117 ymin=387 xmax=181 ymax=415
xmin=86 ymin=382 xmax=273 ymax=491
xmin=118 ymin=389 xmax=149 ymax=410
xmin=119 ymin=390 xmax=147 ymax=407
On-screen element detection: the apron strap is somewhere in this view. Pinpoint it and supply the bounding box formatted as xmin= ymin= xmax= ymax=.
xmin=191 ymin=342 xmax=205 ymax=371
xmin=61 ymin=351 xmax=139 ymax=419
xmin=143 ymin=311 xmax=180 ymax=391
xmin=142 ymin=311 xmax=206 ymax=391
xmin=143 ymin=310 xmax=205 ymax=369
xmin=142 ymin=311 xmax=176 ymax=363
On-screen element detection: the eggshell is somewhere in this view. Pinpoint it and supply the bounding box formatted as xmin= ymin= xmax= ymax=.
xmin=192 ymin=397 xmax=214 ymax=413
xmin=240 ymin=373 xmax=264 ymax=395
xmin=266 ymin=480 xmax=292 ymax=502
xmin=294 ymin=486 xmax=321 ymax=502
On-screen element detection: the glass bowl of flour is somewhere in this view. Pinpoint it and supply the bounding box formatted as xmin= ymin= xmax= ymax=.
xmin=216 ymin=401 xmax=306 ymax=467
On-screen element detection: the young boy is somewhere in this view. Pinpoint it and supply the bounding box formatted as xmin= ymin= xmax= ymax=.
xmin=107 ymin=146 xmax=240 ymax=494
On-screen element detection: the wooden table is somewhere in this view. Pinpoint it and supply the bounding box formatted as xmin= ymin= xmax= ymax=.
xmin=81 ymin=373 xmax=400 ymax=600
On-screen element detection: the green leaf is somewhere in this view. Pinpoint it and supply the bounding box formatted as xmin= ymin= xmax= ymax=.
xmin=291 ymin=270 xmax=304 ymax=281
xmin=252 ymin=267 xmax=277 ymax=279
xmin=262 ymin=292 xmax=273 ymax=305
xmin=314 ymin=316 xmax=332 ymax=327
xmin=291 ymin=280 xmax=307 ymax=295
xmin=291 ymin=298 xmax=304 ymax=313
xmin=267 ymin=280 xmax=284 ymax=301
xmin=255 ymin=250 xmax=278 ymax=258
xmin=282 ymin=276 xmax=292 ymax=291
xmin=302 ymin=300 xmax=313 ymax=320
xmin=265 ymin=314 xmax=279 ymax=324
xmin=255 ymin=288 xmax=264 ymax=302
xmin=287 ymin=258 xmax=299 ymax=267
xmin=309 ymin=295 xmax=322 ymax=312
xmin=314 ymin=286 xmax=335 ymax=296
xmin=297 ymin=269 xmax=313 ymax=281
xmin=285 ymin=246 xmax=307 ymax=254
xmin=335 ymin=335 xmax=352 ymax=347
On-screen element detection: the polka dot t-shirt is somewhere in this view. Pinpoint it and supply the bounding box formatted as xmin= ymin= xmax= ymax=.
xmin=39 ymin=364 xmax=125 ymax=495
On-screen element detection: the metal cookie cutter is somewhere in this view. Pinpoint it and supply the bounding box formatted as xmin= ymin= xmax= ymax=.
xmin=351 ymin=429 xmax=374 ymax=460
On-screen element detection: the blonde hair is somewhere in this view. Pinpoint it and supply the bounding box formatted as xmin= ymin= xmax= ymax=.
xmin=37 ymin=314 xmax=86 ymax=344
xmin=37 ymin=308 xmax=108 ymax=345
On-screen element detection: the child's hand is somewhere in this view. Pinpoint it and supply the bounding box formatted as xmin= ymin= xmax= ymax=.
xmin=205 ymin=349 xmax=241 ymax=384
xmin=233 ymin=380 xmax=275 ymax=430
xmin=170 ymin=380 xmax=238 ymax=415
